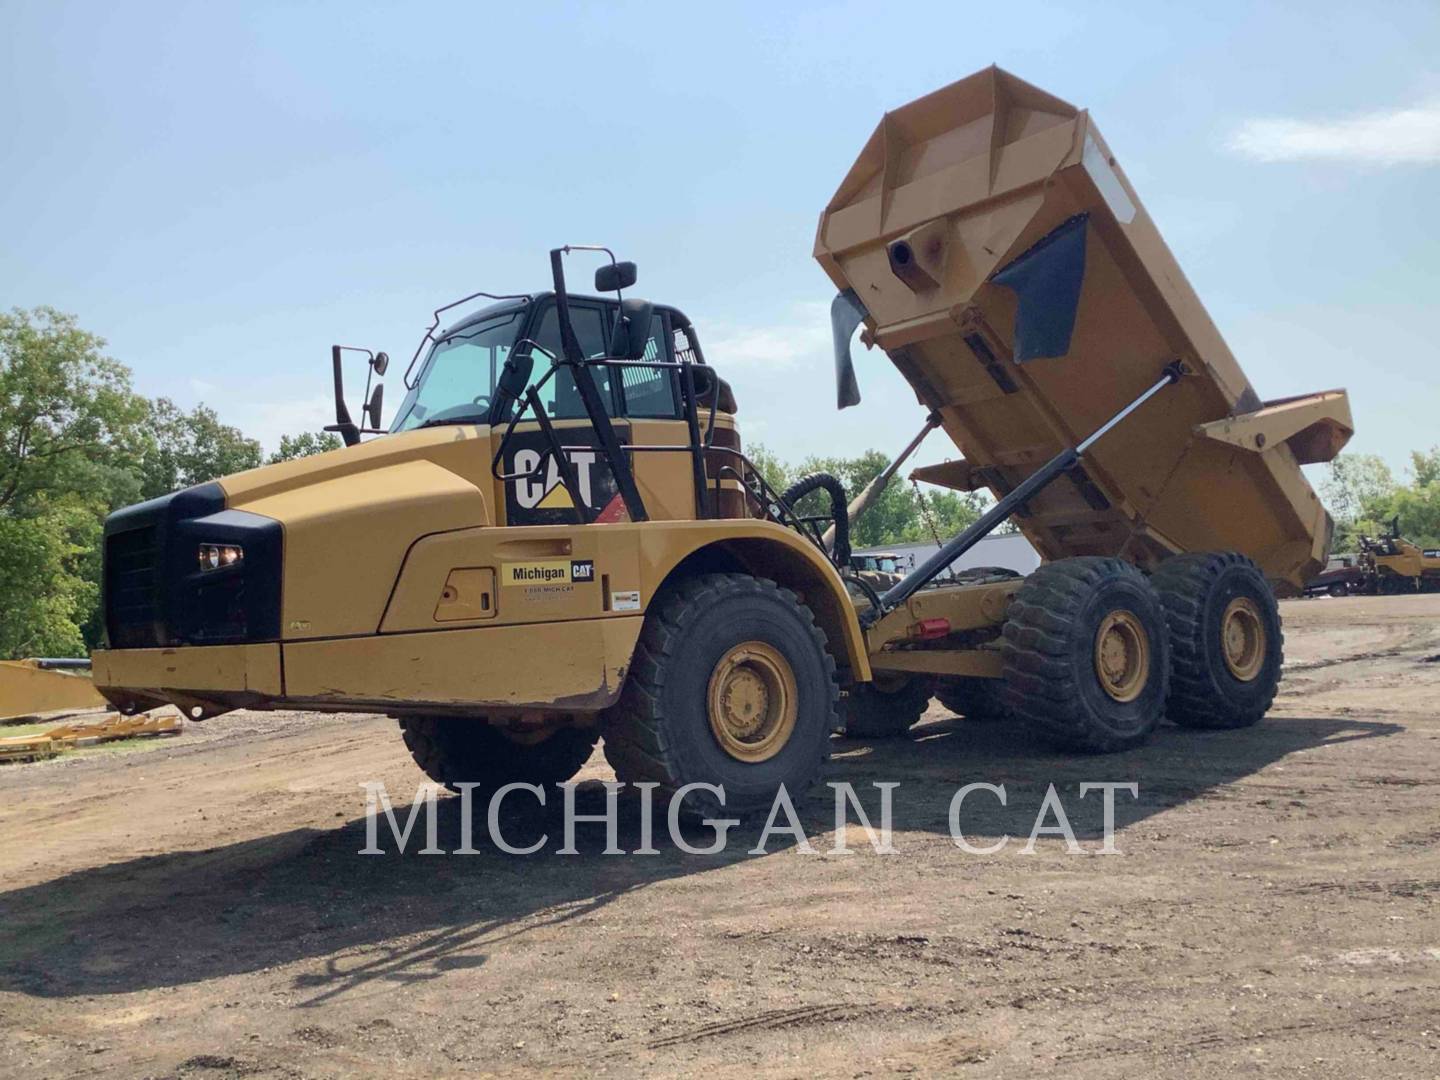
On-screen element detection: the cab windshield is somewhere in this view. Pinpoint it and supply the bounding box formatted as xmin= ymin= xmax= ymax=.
xmin=390 ymin=309 xmax=523 ymax=432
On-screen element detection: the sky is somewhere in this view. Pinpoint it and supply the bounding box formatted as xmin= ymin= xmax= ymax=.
xmin=3 ymin=1 xmax=1438 ymax=483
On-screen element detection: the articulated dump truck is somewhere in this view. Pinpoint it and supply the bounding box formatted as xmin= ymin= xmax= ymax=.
xmin=92 ymin=67 xmax=1352 ymax=815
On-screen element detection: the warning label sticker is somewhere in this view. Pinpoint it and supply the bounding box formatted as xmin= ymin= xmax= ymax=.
xmin=502 ymin=560 xmax=595 ymax=587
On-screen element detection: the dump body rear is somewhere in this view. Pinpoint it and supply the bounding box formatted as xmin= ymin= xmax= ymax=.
xmin=815 ymin=66 xmax=1351 ymax=590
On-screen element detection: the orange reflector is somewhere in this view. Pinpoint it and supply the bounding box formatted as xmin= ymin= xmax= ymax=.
xmin=912 ymin=618 xmax=951 ymax=640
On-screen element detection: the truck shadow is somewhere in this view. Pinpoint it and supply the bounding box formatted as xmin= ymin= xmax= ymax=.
xmin=0 ymin=712 xmax=1399 ymax=1002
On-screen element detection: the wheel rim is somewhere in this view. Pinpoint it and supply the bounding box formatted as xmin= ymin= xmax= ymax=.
xmin=707 ymin=641 xmax=798 ymax=763
xmin=1093 ymin=610 xmax=1150 ymax=703
xmin=1220 ymin=596 xmax=1266 ymax=681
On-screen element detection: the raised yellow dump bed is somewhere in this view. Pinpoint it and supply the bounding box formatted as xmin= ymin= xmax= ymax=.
xmin=815 ymin=66 xmax=1351 ymax=590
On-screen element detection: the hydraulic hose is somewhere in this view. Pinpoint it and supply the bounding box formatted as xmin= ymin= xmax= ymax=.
xmin=780 ymin=472 xmax=850 ymax=566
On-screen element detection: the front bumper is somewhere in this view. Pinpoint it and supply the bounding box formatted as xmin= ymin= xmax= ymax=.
xmin=92 ymin=643 xmax=283 ymax=716
xmin=92 ymin=616 xmax=643 ymax=718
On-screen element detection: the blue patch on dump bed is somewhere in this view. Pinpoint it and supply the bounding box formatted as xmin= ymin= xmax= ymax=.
xmin=990 ymin=213 xmax=1089 ymax=363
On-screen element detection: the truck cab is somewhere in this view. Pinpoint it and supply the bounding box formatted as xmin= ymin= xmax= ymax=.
xmin=391 ymin=290 xmax=735 ymax=525
xmin=93 ymin=255 xmax=867 ymax=753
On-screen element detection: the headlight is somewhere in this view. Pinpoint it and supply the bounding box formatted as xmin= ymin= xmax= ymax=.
xmin=197 ymin=543 xmax=243 ymax=572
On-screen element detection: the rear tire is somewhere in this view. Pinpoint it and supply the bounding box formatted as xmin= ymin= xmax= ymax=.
xmin=1000 ymin=557 xmax=1170 ymax=753
xmin=399 ymin=717 xmax=599 ymax=794
xmin=936 ymin=677 xmax=1011 ymax=722
xmin=601 ymin=573 xmax=837 ymax=818
xmin=839 ymin=674 xmax=932 ymax=738
xmin=1152 ymin=551 xmax=1283 ymax=730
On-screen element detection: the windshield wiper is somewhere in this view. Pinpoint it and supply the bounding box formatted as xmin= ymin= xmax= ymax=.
xmin=417 ymin=414 xmax=487 ymax=429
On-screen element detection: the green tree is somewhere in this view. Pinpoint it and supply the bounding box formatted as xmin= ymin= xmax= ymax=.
xmin=1320 ymin=452 xmax=1396 ymax=553
xmin=906 ymin=484 xmax=987 ymax=544
xmin=138 ymin=398 xmax=261 ymax=499
xmin=1410 ymin=446 xmax=1440 ymax=488
xmin=0 ymin=504 xmax=97 ymax=657
xmin=1 ymin=309 xmax=151 ymax=657
xmin=743 ymin=442 xmax=791 ymax=494
xmin=0 ymin=307 xmax=148 ymax=515
xmin=1377 ymin=484 xmax=1440 ymax=550
xmin=1366 ymin=448 xmax=1440 ymax=550
xmin=747 ymin=444 xmax=991 ymax=548
xmin=267 ymin=430 xmax=342 ymax=464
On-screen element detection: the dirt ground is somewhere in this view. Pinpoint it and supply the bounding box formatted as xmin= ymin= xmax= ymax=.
xmin=2 ymin=594 xmax=1438 ymax=1078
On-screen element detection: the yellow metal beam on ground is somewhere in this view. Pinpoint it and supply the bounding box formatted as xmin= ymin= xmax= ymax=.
xmin=0 ymin=712 xmax=181 ymax=763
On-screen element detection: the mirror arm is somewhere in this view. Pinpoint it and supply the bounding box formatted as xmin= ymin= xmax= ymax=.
xmin=549 ymin=246 xmax=650 ymax=522
xmin=549 ymin=249 xmax=585 ymax=366
xmin=329 ymin=345 xmax=360 ymax=447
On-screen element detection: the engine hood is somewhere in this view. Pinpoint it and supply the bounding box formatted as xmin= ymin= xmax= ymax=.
xmin=220 ymin=425 xmax=493 ymax=508
xmin=221 ymin=426 xmax=495 ymax=639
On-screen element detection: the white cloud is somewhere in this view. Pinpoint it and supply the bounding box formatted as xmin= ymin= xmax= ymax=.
xmin=1228 ymin=98 xmax=1440 ymax=166
xmin=704 ymin=302 xmax=832 ymax=370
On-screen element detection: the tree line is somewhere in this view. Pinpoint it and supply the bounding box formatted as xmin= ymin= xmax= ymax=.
xmin=746 ymin=444 xmax=992 ymax=550
xmin=0 ymin=308 xmax=339 ymax=658
xmin=1320 ymin=449 xmax=1440 ymax=553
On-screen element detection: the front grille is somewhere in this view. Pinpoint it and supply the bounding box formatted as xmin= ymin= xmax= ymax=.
xmin=106 ymin=526 xmax=161 ymax=647
xmin=103 ymin=483 xmax=280 ymax=649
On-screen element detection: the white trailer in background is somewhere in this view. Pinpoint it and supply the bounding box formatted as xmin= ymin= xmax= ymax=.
xmin=851 ymin=532 xmax=1039 ymax=580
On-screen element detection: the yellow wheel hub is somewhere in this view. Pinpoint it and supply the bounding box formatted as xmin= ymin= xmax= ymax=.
xmin=707 ymin=641 xmax=797 ymax=763
xmin=1220 ymin=596 xmax=1266 ymax=681
xmin=1093 ymin=610 xmax=1150 ymax=703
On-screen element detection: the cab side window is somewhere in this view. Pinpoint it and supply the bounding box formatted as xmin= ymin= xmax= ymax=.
xmin=528 ymin=303 xmax=615 ymax=418
xmin=617 ymin=313 xmax=681 ymax=419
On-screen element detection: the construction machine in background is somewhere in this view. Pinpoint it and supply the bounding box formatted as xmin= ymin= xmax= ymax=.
xmin=849 ymin=551 xmax=906 ymax=592
xmin=1356 ymin=518 xmax=1440 ymax=593
xmin=90 ymin=67 xmax=1352 ymax=815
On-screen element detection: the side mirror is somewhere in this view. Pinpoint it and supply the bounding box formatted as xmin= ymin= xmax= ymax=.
xmin=609 ymin=298 xmax=654 ymax=360
xmin=595 ymin=261 xmax=637 ymax=293
xmin=364 ymin=384 xmax=384 ymax=429
xmin=499 ymin=350 xmax=535 ymax=398
xmin=489 ymin=350 xmax=536 ymax=424
xmin=371 ymin=351 xmax=389 ymax=377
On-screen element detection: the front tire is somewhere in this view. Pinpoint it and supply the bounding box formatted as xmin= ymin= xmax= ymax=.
xmin=1000 ymin=557 xmax=1170 ymax=753
xmin=1152 ymin=551 xmax=1283 ymax=729
xmin=602 ymin=573 xmax=837 ymax=817
xmin=399 ymin=718 xmax=599 ymax=794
